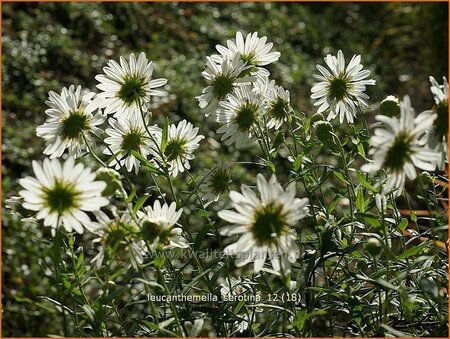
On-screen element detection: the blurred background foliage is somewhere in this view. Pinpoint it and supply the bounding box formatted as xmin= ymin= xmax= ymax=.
xmin=2 ymin=2 xmax=447 ymax=336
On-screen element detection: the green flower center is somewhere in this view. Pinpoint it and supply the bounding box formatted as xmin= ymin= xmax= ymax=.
xmin=141 ymin=220 xmax=172 ymax=245
xmin=122 ymin=131 xmax=142 ymax=153
xmin=117 ymin=74 xmax=147 ymax=106
xmin=44 ymin=181 xmax=79 ymax=214
xmin=212 ymin=74 xmax=235 ymax=100
xmin=329 ymin=76 xmax=349 ymax=100
xmin=384 ymin=132 xmax=413 ymax=172
xmin=164 ymin=138 xmax=186 ymax=162
xmin=234 ymin=101 xmax=259 ymax=132
xmin=61 ymin=111 xmax=89 ymax=140
xmin=209 ymin=169 xmax=231 ymax=195
xmin=434 ymin=100 xmax=448 ymax=141
xmin=268 ymin=97 xmax=290 ymax=121
xmin=252 ymin=202 xmax=287 ymax=245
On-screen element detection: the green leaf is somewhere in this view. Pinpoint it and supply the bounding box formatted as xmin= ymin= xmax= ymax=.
xmin=196 ymin=209 xmax=210 ymax=219
xmin=161 ymin=117 xmax=169 ymax=152
xmin=355 ymin=168 xmax=379 ymax=193
xmin=293 ymin=155 xmax=302 ymax=172
xmin=265 ymin=160 xmax=276 ymax=173
xmin=333 ymin=171 xmax=351 ymax=185
xmin=397 ymin=242 xmax=428 ymax=260
xmin=153 ymin=255 xmax=165 ymax=269
xmin=399 ymin=218 xmax=408 ymax=231
xmin=133 ymin=195 xmax=150 ymax=213
xmin=355 ymin=189 xmax=366 ymax=213
xmin=357 ymin=142 xmax=365 ymax=157
xmin=131 ymin=150 xmax=164 ymax=175
xmin=327 ymin=194 xmax=342 ymax=213
xmin=293 ymin=309 xmax=327 ymax=331
xmin=362 ymin=213 xmax=382 ymax=228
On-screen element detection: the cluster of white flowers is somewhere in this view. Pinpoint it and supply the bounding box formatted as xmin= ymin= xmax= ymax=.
xmin=16 ymin=52 xmax=207 ymax=261
xmin=10 ymin=32 xmax=448 ymax=281
xmin=197 ymin=31 xmax=293 ymax=148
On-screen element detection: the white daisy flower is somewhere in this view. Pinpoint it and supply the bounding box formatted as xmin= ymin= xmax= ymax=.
xmin=199 ymin=161 xmax=232 ymax=205
xmin=92 ymin=206 xmax=142 ymax=269
xmin=218 ymin=174 xmax=309 ymax=273
xmin=216 ymin=85 xmax=264 ymax=147
xmin=254 ymin=76 xmax=293 ymax=130
xmin=426 ymin=76 xmax=448 ymax=170
xmin=103 ymin=114 xmax=160 ymax=174
xmin=311 ymin=50 xmax=376 ymax=124
xmin=137 ymin=200 xmax=188 ymax=250
xmin=155 ymin=119 xmax=205 ymax=177
xmin=214 ymin=31 xmax=280 ymax=77
xmin=95 ymin=52 xmax=167 ymax=120
xmin=36 ymin=85 xmax=105 ymax=159
xmin=362 ymin=96 xmax=440 ymax=196
xmin=18 ymin=157 xmax=109 ymax=235
xmin=197 ymin=53 xmax=255 ymax=118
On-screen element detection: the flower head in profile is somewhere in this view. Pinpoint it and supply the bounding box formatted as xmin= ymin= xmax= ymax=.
xmin=199 ymin=161 xmax=232 ymax=205
xmin=36 ymin=85 xmax=105 ymax=159
xmin=219 ymin=174 xmax=309 ymax=273
xmin=216 ymin=85 xmax=264 ymax=147
xmin=311 ymin=50 xmax=376 ymax=123
xmin=18 ymin=157 xmax=109 ymax=235
xmin=156 ymin=120 xmax=204 ymax=177
xmin=197 ymin=54 xmax=255 ymax=118
xmin=92 ymin=206 xmax=142 ymax=269
xmin=214 ymin=31 xmax=280 ymax=77
xmin=254 ymin=76 xmax=293 ymax=130
xmin=426 ymin=76 xmax=448 ymax=170
xmin=362 ymin=96 xmax=440 ymax=196
xmin=95 ymin=52 xmax=167 ymax=120
xmin=138 ymin=200 xmax=188 ymax=250
xmin=103 ymin=114 xmax=160 ymax=174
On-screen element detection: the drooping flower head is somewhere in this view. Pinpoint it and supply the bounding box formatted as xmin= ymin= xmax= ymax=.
xmin=103 ymin=114 xmax=160 ymax=174
xmin=138 ymin=200 xmax=188 ymax=250
xmin=19 ymin=157 xmax=109 ymax=235
xmin=95 ymin=52 xmax=167 ymax=120
xmin=219 ymin=174 xmax=309 ymax=273
xmin=155 ymin=120 xmax=204 ymax=177
xmin=362 ymin=96 xmax=440 ymax=196
xmin=197 ymin=53 xmax=255 ymax=118
xmin=214 ymin=31 xmax=280 ymax=77
xmin=36 ymin=85 xmax=105 ymax=159
xmin=311 ymin=50 xmax=376 ymax=123
xmin=216 ymin=85 xmax=264 ymax=147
